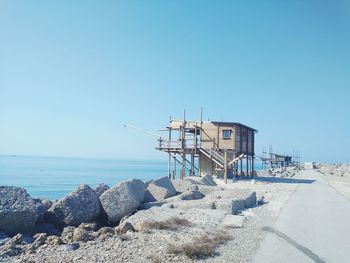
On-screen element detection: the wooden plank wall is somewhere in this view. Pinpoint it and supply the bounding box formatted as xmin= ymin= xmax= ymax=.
xmin=200 ymin=123 xmax=237 ymax=150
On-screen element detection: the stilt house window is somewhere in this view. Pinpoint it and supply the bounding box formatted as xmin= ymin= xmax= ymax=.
xmin=222 ymin=130 xmax=231 ymax=139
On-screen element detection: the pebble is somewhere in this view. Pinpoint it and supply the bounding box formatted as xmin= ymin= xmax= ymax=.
xmin=66 ymin=242 xmax=80 ymax=251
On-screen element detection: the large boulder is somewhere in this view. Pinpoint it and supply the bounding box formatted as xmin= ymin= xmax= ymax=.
xmin=244 ymin=192 xmax=257 ymax=208
xmin=99 ymin=179 xmax=145 ymax=224
xmin=143 ymin=184 xmax=172 ymax=202
xmin=178 ymin=190 xmax=205 ymax=201
xmin=170 ymin=179 xmax=193 ymax=193
xmin=45 ymin=184 xmax=102 ymax=228
xmin=216 ymin=191 xmax=257 ymax=215
xmin=0 ymin=186 xmax=43 ymax=235
xmin=94 ymin=183 xmax=110 ymax=197
xmin=143 ymin=177 xmax=177 ymax=202
xmin=152 ymin=177 xmax=176 ymax=195
xmin=200 ymin=175 xmax=217 ymax=186
xmin=217 ymin=199 xmax=246 ymax=215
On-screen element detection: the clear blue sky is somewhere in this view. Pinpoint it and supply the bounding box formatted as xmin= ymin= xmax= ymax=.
xmin=1 ymin=1 xmax=349 ymax=162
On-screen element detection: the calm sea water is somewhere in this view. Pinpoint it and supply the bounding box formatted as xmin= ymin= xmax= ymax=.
xmin=0 ymin=155 xmax=262 ymax=200
xmin=0 ymin=155 xmax=167 ymax=200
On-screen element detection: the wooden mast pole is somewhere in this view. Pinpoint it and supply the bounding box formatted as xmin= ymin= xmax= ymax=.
xmin=181 ymin=109 xmax=186 ymax=179
xmin=198 ymin=108 xmax=203 ymax=177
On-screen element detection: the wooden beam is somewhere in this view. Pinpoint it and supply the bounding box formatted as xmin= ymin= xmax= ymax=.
xmin=181 ymin=153 xmax=186 ymax=179
xmin=191 ymin=153 xmax=195 ymax=176
xmin=173 ymin=154 xmax=176 ymax=179
xmin=228 ymin=153 xmax=245 ymax=166
xmin=168 ymin=153 xmax=171 ymax=178
xmin=235 ymin=160 xmax=238 ymax=177
xmin=246 ymin=155 xmax=249 ymax=176
xmin=252 ymin=131 xmax=255 ymax=175
xmin=167 ymin=122 xmax=171 ymax=179
xmin=240 ymin=158 xmax=243 ymax=176
xmin=217 ymin=124 xmax=220 ymax=149
xmin=240 ymin=126 xmax=243 ymax=154
xmin=224 ymin=150 xmax=228 ymax=184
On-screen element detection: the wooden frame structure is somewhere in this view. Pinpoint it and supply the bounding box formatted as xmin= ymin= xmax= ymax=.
xmin=156 ymin=118 xmax=257 ymax=183
xmin=260 ymin=146 xmax=301 ymax=169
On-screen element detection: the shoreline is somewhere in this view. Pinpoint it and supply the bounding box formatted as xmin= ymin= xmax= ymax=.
xmin=2 ymin=164 xmax=348 ymax=262
xmin=0 ymin=155 xmax=263 ymax=201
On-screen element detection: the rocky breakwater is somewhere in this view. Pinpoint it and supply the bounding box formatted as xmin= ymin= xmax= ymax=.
xmin=317 ymin=163 xmax=350 ymax=177
xmin=45 ymin=184 xmax=102 ymax=228
xmin=0 ymin=186 xmax=45 ymax=236
xmin=257 ymin=166 xmax=301 ymax=178
xmin=99 ymin=179 xmax=145 ymax=224
xmin=1 ymin=175 xmax=257 ymax=262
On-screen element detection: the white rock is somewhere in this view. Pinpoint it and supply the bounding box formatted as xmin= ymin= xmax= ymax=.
xmin=0 ymin=186 xmax=43 ymax=235
xmin=46 ymin=184 xmax=102 ymax=228
xmin=100 ymin=179 xmax=146 ymax=224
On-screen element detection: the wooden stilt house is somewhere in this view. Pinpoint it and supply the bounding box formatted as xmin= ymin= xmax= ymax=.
xmin=156 ymin=118 xmax=257 ymax=183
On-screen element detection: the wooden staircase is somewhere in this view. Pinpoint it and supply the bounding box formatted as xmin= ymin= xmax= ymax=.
xmin=199 ymin=148 xmax=245 ymax=170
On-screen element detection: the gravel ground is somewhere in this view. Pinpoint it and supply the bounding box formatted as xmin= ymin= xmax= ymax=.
xmin=4 ymin=171 xmax=301 ymax=263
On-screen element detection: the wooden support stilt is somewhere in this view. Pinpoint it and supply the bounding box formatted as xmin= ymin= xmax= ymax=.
xmin=173 ymin=154 xmax=176 ymax=179
xmin=248 ymin=157 xmax=250 ymax=176
xmin=168 ymin=153 xmax=171 ymax=178
xmin=240 ymin=158 xmax=243 ymax=176
xmin=235 ymin=160 xmax=238 ymax=177
xmin=246 ymin=155 xmax=249 ymax=177
xmin=181 ymin=153 xmax=186 ymax=179
xmin=252 ymin=156 xmax=255 ymax=176
xmin=224 ymin=150 xmax=228 ymax=184
xmin=191 ymin=153 xmax=195 ymax=176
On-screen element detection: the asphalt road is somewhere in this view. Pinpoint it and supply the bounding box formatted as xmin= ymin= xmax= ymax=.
xmin=253 ymin=170 xmax=350 ymax=263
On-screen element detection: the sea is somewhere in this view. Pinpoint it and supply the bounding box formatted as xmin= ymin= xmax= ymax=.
xmin=0 ymin=155 xmax=261 ymax=200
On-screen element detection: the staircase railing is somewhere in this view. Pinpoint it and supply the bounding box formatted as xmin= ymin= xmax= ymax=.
xmin=199 ymin=148 xmax=227 ymax=168
xmin=158 ymin=138 xmax=196 ymax=150
xmin=199 ymin=148 xmax=245 ymax=169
